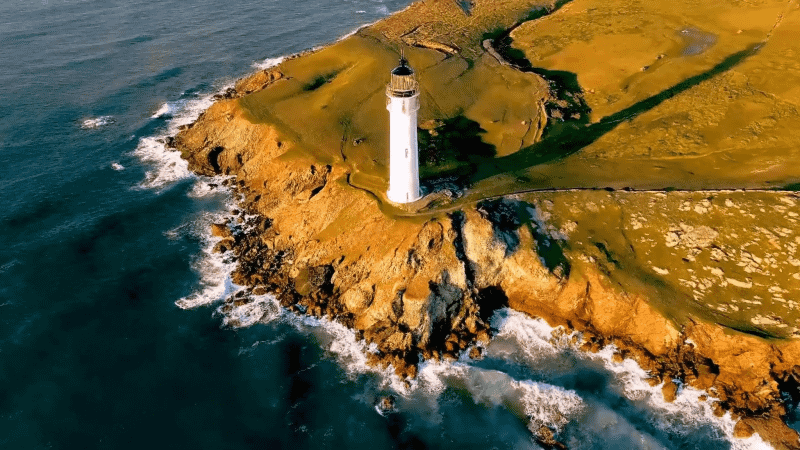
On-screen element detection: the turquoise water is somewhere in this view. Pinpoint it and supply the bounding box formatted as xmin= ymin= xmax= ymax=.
xmin=0 ymin=1 xmax=780 ymax=448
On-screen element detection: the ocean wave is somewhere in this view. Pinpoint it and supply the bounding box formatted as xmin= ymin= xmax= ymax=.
xmin=221 ymin=293 xmax=282 ymax=328
xmin=186 ymin=178 xmax=231 ymax=198
xmin=173 ymin=208 xmax=241 ymax=310
xmin=133 ymin=90 xmax=223 ymax=190
xmin=133 ymin=135 xmax=193 ymax=190
xmin=253 ymin=56 xmax=286 ymax=70
xmin=150 ymin=100 xmax=188 ymax=119
xmin=111 ymin=162 xmax=125 ymax=171
xmin=590 ymin=345 xmax=771 ymax=449
xmin=490 ymin=308 xmax=771 ymax=449
xmin=81 ymin=116 xmax=115 ymax=129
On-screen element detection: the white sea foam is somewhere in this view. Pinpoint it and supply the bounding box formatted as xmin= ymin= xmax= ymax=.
xmin=292 ymin=315 xmax=375 ymax=372
xmin=151 ymin=100 xmax=187 ymax=119
xmin=274 ymin=322 xmax=588 ymax=430
xmin=173 ymin=209 xmax=241 ymax=310
xmin=186 ymin=177 xmax=232 ymax=198
xmin=490 ymin=308 xmax=772 ymax=449
xmin=221 ymin=294 xmax=282 ymax=328
xmin=134 ymin=90 xmax=222 ymax=190
xmin=516 ymin=378 xmax=584 ymax=430
xmin=133 ymin=135 xmax=192 ymax=190
xmin=253 ymin=56 xmax=286 ymax=70
xmin=111 ymin=162 xmax=125 ymax=171
xmin=590 ymin=345 xmax=772 ymax=449
xmin=490 ymin=308 xmax=568 ymax=359
xmin=81 ymin=116 xmax=115 ymax=129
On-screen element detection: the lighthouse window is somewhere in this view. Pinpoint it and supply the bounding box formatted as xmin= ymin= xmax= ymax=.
xmin=405 ymin=149 xmax=408 ymax=158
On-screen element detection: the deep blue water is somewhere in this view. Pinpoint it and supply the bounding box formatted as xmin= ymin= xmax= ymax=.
xmin=0 ymin=1 xmax=778 ymax=448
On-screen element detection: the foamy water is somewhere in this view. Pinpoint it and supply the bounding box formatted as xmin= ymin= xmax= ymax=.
xmin=81 ymin=116 xmax=115 ymax=129
xmin=171 ymin=205 xmax=240 ymax=310
xmin=253 ymin=56 xmax=286 ymax=70
xmin=133 ymin=91 xmax=222 ymax=190
xmin=489 ymin=309 xmax=772 ymax=449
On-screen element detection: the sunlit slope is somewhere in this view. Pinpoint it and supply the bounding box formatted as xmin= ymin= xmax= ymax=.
xmin=236 ymin=0 xmax=800 ymax=199
xmin=504 ymin=190 xmax=800 ymax=338
xmin=238 ymin=0 xmax=552 ymax=195
xmin=504 ymin=0 xmax=800 ymax=189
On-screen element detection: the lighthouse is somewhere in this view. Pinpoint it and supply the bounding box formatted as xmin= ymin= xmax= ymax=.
xmin=386 ymin=57 xmax=421 ymax=204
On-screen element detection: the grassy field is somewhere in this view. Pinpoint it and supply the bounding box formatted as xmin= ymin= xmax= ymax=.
xmin=233 ymin=0 xmax=800 ymax=336
xmin=504 ymin=190 xmax=800 ymax=338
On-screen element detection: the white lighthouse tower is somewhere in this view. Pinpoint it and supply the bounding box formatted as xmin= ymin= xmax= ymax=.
xmin=386 ymin=57 xmax=421 ymax=204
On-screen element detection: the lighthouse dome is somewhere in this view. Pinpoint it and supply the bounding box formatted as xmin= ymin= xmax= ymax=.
xmin=387 ymin=58 xmax=418 ymax=98
xmin=391 ymin=60 xmax=414 ymax=76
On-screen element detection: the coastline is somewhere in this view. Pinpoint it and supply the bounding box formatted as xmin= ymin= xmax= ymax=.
xmin=170 ymin=0 xmax=800 ymax=447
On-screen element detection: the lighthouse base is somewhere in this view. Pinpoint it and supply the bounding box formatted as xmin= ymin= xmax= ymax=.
xmin=386 ymin=189 xmax=422 ymax=204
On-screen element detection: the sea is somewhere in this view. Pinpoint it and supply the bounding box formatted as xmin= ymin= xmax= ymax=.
xmin=0 ymin=0 xmax=783 ymax=448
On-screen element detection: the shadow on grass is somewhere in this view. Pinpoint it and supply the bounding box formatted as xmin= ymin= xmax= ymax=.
xmin=435 ymin=44 xmax=763 ymax=187
xmin=783 ymin=183 xmax=800 ymax=191
xmin=302 ymin=70 xmax=342 ymax=91
xmin=418 ymin=115 xmax=496 ymax=179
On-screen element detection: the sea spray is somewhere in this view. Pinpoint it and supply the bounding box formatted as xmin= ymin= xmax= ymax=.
xmin=489 ymin=308 xmax=772 ymax=449
xmin=253 ymin=56 xmax=286 ymax=70
xmin=80 ymin=116 xmax=115 ymax=129
xmin=169 ymin=188 xmax=242 ymax=310
xmin=133 ymin=89 xmax=223 ymax=190
xmin=590 ymin=345 xmax=772 ymax=449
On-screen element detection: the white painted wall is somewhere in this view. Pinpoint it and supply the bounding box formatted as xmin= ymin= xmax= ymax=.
xmin=386 ymin=93 xmax=421 ymax=204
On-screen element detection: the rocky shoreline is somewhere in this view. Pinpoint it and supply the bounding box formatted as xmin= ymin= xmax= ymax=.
xmin=173 ymin=96 xmax=800 ymax=448
xmin=170 ymin=1 xmax=800 ymax=447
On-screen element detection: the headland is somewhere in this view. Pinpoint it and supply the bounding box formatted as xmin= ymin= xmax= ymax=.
xmin=172 ymin=0 xmax=800 ymax=447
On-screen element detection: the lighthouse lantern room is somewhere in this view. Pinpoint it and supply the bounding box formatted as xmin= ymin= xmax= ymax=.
xmin=386 ymin=57 xmax=421 ymax=204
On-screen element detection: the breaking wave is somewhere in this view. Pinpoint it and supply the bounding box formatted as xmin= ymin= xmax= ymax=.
xmin=133 ymin=91 xmax=222 ymax=190
xmin=489 ymin=309 xmax=772 ymax=449
xmin=253 ymin=56 xmax=286 ymax=70
xmin=170 ymin=202 xmax=240 ymax=310
xmin=81 ymin=116 xmax=115 ymax=129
